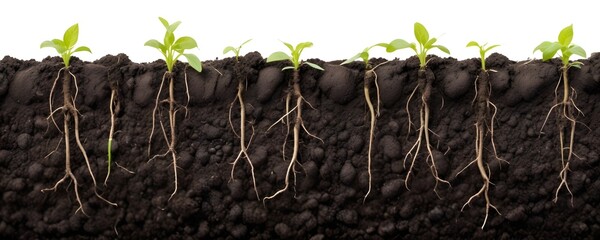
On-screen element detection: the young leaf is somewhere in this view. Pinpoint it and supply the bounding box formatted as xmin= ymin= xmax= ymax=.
xmin=282 ymin=66 xmax=295 ymax=71
xmin=341 ymin=52 xmax=363 ymax=65
xmin=63 ymin=24 xmax=79 ymax=48
xmin=466 ymin=41 xmax=479 ymax=48
xmin=173 ymin=37 xmax=198 ymax=51
xmin=433 ymin=45 xmax=450 ymax=55
xmin=144 ymin=40 xmax=165 ymax=52
xmin=267 ymin=51 xmax=291 ymax=63
xmin=414 ymin=22 xmax=429 ymax=45
xmin=305 ymin=62 xmax=324 ymax=71
xmin=485 ymin=44 xmax=500 ymax=52
xmin=223 ymin=46 xmax=236 ymax=55
xmin=73 ymin=46 xmax=92 ymax=53
xmin=558 ymin=25 xmax=573 ymax=46
xmin=183 ymin=54 xmax=202 ymax=72
xmin=568 ymin=45 xmax=586 ymax=58
xmin=387 ymin=39 xmax=411 ymax=52
xmin=159 ymin=17 xmax=170 ymax=29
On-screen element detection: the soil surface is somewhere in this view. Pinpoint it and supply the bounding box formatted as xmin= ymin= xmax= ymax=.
xmin=1 ymin=52 xmax=600 ymax=239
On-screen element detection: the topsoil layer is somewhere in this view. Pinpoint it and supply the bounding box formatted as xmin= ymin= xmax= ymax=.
xmin=1 ymin=52 xmax=600 ymax=239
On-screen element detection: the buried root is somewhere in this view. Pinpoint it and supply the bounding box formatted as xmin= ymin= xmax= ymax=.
xmin=540 ymin=66 xmax=584 ymax=205
xmin=229 ymin=76 xmax=260 ymax=200
xmin=147 ymin=70 xmax=191 ymax=201
xmin=263 ymin=70 xmax=323 ymax=203
xmin=43 ymin=68 xmax=117 ymax=215
xmin=403 ymin=69 xmax=450 ymax=196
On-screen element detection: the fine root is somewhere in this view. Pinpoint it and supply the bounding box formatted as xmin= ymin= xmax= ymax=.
xmin=229 ymin=79 xmax=260 ymax=200
xmin=43 ymin=69 xmax=116 ymax=214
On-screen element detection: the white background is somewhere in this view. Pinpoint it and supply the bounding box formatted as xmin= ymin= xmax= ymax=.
xmin=0 ymin=0 xmax=596 ymax=63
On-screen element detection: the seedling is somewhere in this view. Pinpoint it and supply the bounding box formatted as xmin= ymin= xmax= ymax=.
xmin=459 ymin=41 xmax=504 ymax=228
xmin=386 ymin=22 xmax=450 ymax=195
xmin=224 ymin=39 xmax=260 ymax=200
xmin=342 ymin=43 xmax=391 ymax=202
xmin=263 ymin=41 xmax=323 ymax=202
xmin=145 ymin=17 xmax=202 ymax=200
xmin=40 ymin=23 xmax=116 ymax=214
xmin=534 ymin=24 xmax=586 ymax=205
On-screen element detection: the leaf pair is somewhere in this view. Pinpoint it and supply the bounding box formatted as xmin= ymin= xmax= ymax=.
xmin=386 ymin=22 xmax=450 ymax=68
xmin=267 ymin=41 xmax=324 ymax=71
xmin=467 ymin=41 xmax=500 ymax=71
xmin=145 ymin=17 xmax=202 ymax=73
xmin=40 ymin=24 xmax=91 ymax=68
xmin=534 ymin=25 xmax=586 ymax=67
xmin=223 ymin=39 xmax=252 ymax=62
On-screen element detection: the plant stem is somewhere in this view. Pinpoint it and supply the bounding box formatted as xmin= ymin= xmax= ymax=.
xmin=168 ymin=73 xmax=178 ymax=200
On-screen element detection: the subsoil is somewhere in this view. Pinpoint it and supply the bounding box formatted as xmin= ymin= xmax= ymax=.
xmin=1 ymin=52 xmax=600 ymax=239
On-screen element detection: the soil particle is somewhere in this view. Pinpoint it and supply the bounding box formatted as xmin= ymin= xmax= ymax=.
xmin=381 ymin=178 xmax=403 ymax=199
xmin=16 ymin=133 xmax=31 ymax=149
xmin=505 ymin=205 xmax=527 ymax=222
xmin=132 ymin=72 xmax=154 ymax=107
xmin=512 ymin=62 xmax=558 ymax=101
xmin=340 ymin=161 xmax=356 ymax=185
xmin=255 ymin=66 xmax=284 ymax=103
xmin=379 ymin=135 xmax=401 ymax=159
xmin=319 ymin=64 xmax=357 ymax=104
xmin=336 ymin=209 xmax=358 ymax=225
xmin=375 ymin=61 xmax=408 ymax=106
xmin=274 ymin=222 xmax=293 ymax=238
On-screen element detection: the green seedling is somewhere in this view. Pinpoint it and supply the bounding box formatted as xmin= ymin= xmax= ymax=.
xmin=459 ymin=41 xmax=504 ymax=228
xmin=534 ymin=24 xmax=586 ymax=205
xmin=342 ymin=43 xmax=391 ymax=202
xmin=224 ymin=39 xmax=260 ymax=200
xmin=40 ymin=23 xmax=116 ymax=214
xmin=145 ymin=17 xmax=202 ymax=200
xmin=386 ymin=22 xmax=450 ymax=195
xmin=263 ymin=41 xmax=323 ymax=202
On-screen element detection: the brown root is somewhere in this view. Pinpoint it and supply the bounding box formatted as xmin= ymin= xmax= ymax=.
xmin=403 ymin=69 xmax=449 ymax=196
xmin=229 ymin=80 xmax=260 ymax=200
xmin=43 ymin=69 xmax=116 ymax=215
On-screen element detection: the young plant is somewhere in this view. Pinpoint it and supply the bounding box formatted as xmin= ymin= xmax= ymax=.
xmin=459 ymin=41 xmax=504 ymax=228
xmin=40 ymin=23 xmax=116 ymax=214
xmin=224 ymin=39 xmax=260 ymax=200
xmin=145 ymin=17 xmax=202 ymax=200
xmin=534 ymin=24 xmax=586 ymax=205
xmin=263 ymin=41 xmax=324 ymax=202
xmin=341 ymin=43 xmax=390 ymax=202
xmin=386 ymin=22 xmax=450 ymax=195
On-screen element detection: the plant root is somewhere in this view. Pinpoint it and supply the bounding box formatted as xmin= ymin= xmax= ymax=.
xmin=264 ymin=70 xmax=319 ymax=202
xmin=403 ymin=69 xmax=449 ymax=197
xmin=43 ymin=69 xmax=116 ymax=215
xmin=229 ymin=79 xmax=260 ymax=200
xmin=540 ymin=67 xmax=580 ymax=205
xmin=147 ymin=71 xmax=184 ymax=201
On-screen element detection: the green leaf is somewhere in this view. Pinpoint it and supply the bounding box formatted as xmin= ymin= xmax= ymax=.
xmin=240 ymin=39 xmax=252 ymax=47
xmin=63 ymin=23 xmax=79 ymax=49
xmin=414 ymin=22 xmax=429 ymax=45
xmin=424 ymin=38 xmax=437 ymax=48
xmin=541 ymin=42 xmax=561 ymax=61
xmin=534 ymin=41 xmax=552 ymax=53
xmin=466 ymin=41 xmax=479 ymax=48
xmin=432 ymin=45 xmax=450 ymax=55
xmin=173 ymin=36 xmax=198 ymax=51
xmin=341 ymin=52 xmax=362 ymax=65
xmin=568 ymin=45 xmax=586 ymax=58
xmin=167 ymin=21 xmax=182 ymax=33
xmin=267 ymin=51 xmax=291 ymax=63
xmin=145 ymin=39 xmax=166 ymax=52
xmin=40 ymin=40 xmax=58 ymax=49
xmin=387 ymin=39 xmax=411 ymax=52
xmin=296 ymin=42 xmax=314 ymax=51
xmin=359 ymin=52 xmax=369 ymax=63
xmin=159 ymin=17 xmax=170 ymax=29
xmin=164 ymin=32 xmax=175 ymax=47
xmin=558 ymin=24 xmax=573 ymax=46
xmin=73 ymin=46 xmax=92 ymax=53
xmin=283 ymin=42 xmax=295 ymax=53
xmin=223 ymin=46 xmax=236 ymax=55
xmin=485 ymin=44 xmax=500 ymax=52
xmin=183 ymin=53 xmax=202 ymax=72
xmin=305 ymin=62 xmax=324 ymax=71
xmin=282 ymin=66 xmax=295 ymax=71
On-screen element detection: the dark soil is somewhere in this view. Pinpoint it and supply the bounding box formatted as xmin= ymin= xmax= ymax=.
xmin=1 ymin=52 xmax=600 ymax=239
